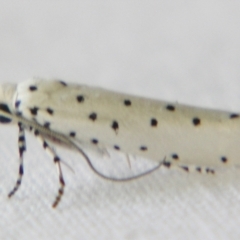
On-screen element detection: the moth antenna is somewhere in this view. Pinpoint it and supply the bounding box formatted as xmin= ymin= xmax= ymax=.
xmin=59 ymin=160 xmax=75 ymax=174
xmin=71 ymin=139 xmax=164 ymax=182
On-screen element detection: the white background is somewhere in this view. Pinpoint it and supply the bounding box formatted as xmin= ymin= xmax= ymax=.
xmin=0 ymin=1 xmax=240 ymax=239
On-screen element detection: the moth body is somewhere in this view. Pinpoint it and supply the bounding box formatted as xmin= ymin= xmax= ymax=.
xmin=0 ymin=78 xmax=239 ymax=207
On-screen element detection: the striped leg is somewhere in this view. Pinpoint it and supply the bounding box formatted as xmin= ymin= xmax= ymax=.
xmin=34 ymin=129 xmax=65 ymax=208
xmin=162 ymin=160 xmax=215 ymax=174
xmin=179 ymin=165 xmax=215 ymax=174
xmin=8 ymin=122 xmax=26 ymax=198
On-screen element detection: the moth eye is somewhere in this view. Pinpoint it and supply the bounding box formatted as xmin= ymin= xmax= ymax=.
xmin=0 ymin=115 xmax=12 ymax=123
xmin=0 ymin=103 xmax=11 ymax=113
xmin=0 ymin=103 xmax=12 ymax=123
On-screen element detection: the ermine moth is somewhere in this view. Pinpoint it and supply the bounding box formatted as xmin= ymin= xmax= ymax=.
xmin=0 ymin=78 xmax=239 ymax=207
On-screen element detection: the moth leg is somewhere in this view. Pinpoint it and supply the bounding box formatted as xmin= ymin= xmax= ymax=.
xmin=179 ymin=165 xmax=215 ymax=174
xmin=159 ymin=160 xmax=214 ymax=174
xmin=8 ymin=122 xmax=26 ymax=198
xmin=162 ymin=157 xmax=215 ymax=174
xmin=126 ymin=154 xmax=131 ymax=169
xmin=34 ymin=132 xmax=65 ymax=208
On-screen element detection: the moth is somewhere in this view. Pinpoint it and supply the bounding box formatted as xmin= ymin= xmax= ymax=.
xmin=0 ymin=78 xmax=239 ymax=207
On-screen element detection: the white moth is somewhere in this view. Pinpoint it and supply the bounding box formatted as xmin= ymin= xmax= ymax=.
xmin=0 ymin=78 xmax=239 ymax=207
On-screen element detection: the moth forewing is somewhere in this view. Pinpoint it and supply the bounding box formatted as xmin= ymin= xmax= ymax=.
xmin=0 ymin=78 xmax=239 ymax=207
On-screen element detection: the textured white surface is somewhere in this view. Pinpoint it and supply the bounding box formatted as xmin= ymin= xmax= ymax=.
xmin=0 ymin=1 xmax=240 ymax=240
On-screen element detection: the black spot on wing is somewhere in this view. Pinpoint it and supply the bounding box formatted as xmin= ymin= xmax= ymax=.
xmin=43 ymin=122 xmax=51 ymax=128
xmin=89 ymin=112 xmax=97 ymax=121
xmin=114 ymin=145 xmax=120 ymax=150
xmin=140 ymin=146 xmax=147 ymax=151
xmin=166 ymin=105 xmax=175 ymax=111
xmin=15 ymin=100 xmax=21 ymax=108
xmin=59 ymin=81 xmax=67 ymax=86
xmin=29 ymin=107 xmax=39 ymax=116
xmin=196 ymin=167 xmax=201 ymax=173
xmin=206 ymin=168 xmax=215 ymax=174
xmin=171 ymin=154 xmax=179 ymax=160
xmin=221 ymin=156 xmax=228 ymax=163
xmin=124 ymin=100 xmax=131 ymax=106
xmin=111 ymin=121 xmax=119 ymax=132
xmin=46 ymin=108 xmax=54 ymax=115
xmin=150 ymin=118 xmax=158 ymax=127
xmin=192 ymin=117 xmax=201 ymax=126
xmin=29 ymin=86 xmax=37 ymax=91
xmin=76 ymin=95 xmax=84 ymax=103
xmin=69 ymin=131 xmax=76 ymax=137
xmin=34 ymin=129 xmax=39 ymax=136
xmin=91 ymin=139 xmax=98 ymax=144
xmin=230 ymin=113 xmax=239 ymax=119
xmin=181 ymin=166 xmax=189 ymax=172
xmin=163 ymin=161 xmax=171 ymax=168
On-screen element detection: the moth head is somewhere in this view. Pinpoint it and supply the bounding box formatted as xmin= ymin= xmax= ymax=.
xmin=0 ymin=103 xmax=12 ymax=123
xmin=0 ymin=83 xmax=17 ymax=124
